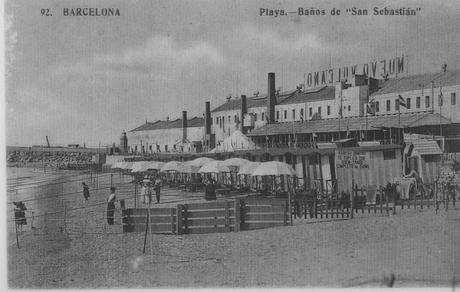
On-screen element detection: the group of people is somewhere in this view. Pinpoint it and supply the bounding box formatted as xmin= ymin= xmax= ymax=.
xmin=81 ymin=181 xmax=117 ymax=225
xmin=140 ymin=177 xmax=162 ymax=204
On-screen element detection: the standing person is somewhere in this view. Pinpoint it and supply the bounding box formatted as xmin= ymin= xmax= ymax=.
xmin=154 ymin=178 xmax=162 ymax=203
xmin=82 ymin=182 xmax=90 ymax=201
xmin=141 ymin=181 xmax=148 ymax=204
xmin=106 ymin=187 xmax=116 ymax=225
xmin=13 ymin=201 xmax=27 ymax=232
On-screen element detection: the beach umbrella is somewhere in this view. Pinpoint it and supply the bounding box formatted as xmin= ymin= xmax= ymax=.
xmin=251 ymin=161 xmax=296 ymax=176
xmin=180 ymin=164 xmax=201 ymax=174
xmin=238 ymin=162 xmax=261 ymax=175
xmin=198 ymin=161 xmax=231 ymax=173
xmin=130 ymin=161 xmax=151 ymax=172
xmin=186 ymin=157 xmax=215 ymax=167
xmin=160 ymin=161 xmax=183 ymax=172
xmin=222 ymin=158 xmax=251 ymax=168
xmin=147 ymin=161 xmax=165 ymax=170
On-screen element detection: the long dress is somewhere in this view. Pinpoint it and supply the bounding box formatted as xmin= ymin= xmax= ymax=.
xmin=107 ymin=193 xmax=116 ymax=225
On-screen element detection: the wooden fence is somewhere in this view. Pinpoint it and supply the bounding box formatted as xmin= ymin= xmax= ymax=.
xmin=177 ymin=201 xmax=239 ymax=234
xmin=241 ymin=198 xmax=289 ymax=230
xmin=292 ymin=194 xmax=350 ymax=220
xmin=123 ymin=198 xmax=290 ymax=234
xmin=122 ymin=207 xmax=176 ymax=234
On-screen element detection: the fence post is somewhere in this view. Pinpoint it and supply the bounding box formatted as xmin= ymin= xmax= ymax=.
xmin=110 ymin=174 xmax=113 ymax=188
xmin=134 ymin=183 xmax=137 ymax=208
xmin=225 ymin=201 xmax=231 ymax=232
xmin=284 ymin=200 xmax=288 ymax=225
xmin=386 ymin=192 xmax=389 ymax=215
xmin=234 ymin=199 xmax=240 ymax=232
xmin=350 ymin=184 xmax=354 ymax=219
xmin=171 ymin=208 xmax=175 ymax=234
xmin=176 ymin=204 xmax=183 ymax=235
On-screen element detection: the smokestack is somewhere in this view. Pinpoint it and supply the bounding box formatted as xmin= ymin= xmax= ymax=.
xmin=240 ymin=95 xmax=247 ymax=133
xmin=205 ymin=102 xmax=211 ymax=135
xmin=182 ymin=111 xmax=187 ymax=142
xmin=267 ymin=72 xmax=276 ymax=123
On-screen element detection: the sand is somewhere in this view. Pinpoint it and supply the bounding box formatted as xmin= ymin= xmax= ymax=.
xmin=7 ymin=169 xmax=460 ymax=288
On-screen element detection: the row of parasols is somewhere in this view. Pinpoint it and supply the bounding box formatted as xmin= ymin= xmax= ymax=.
xmin=110 ymin=157 xmax=297 ymax=177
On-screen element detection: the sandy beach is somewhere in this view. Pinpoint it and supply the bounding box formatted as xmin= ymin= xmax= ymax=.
xmin=7 ymin=168 xmax=460 ymax=288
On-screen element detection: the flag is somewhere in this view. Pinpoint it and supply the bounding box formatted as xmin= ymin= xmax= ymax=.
xmin=366 ymin=102 xmax=375 ymax=116
xmin=398 ymin=94 xmax=407 ymax=108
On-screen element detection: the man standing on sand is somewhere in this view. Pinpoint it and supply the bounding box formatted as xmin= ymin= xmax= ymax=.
xmin=82 ymin=182 xmax=90 ymax=201
xmin=107 ymin=187 xmax=116 ymax=225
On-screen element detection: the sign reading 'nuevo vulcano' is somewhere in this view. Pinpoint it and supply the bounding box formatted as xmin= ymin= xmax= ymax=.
xmin=336 ymin=150 xmax=370 ymax=169
xmin=305 ymin=55 xmax=406 ymax=87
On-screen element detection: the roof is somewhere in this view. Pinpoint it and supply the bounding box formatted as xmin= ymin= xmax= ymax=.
xmin=130 ymin=117 xmax=204 ymax=132
xmin=211 ymin=90 xmax=297 ymax=113
xmin=371 ymin=69 xmax=460 ymax=96
xmin=410 ymin=140 xmax=442 ymax=156
xmin=278 ymin=86 xmax=335 ymax=105
xmin=247 ymin=112 xmax=452 ymax=136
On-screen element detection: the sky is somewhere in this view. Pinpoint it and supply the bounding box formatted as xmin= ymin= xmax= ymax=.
xmin=4 ymin=0 xmax=460 ymax=147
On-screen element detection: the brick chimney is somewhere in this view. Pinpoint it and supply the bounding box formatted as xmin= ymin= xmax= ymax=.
xmin=267 ymin=72 xmax=276 ymax=123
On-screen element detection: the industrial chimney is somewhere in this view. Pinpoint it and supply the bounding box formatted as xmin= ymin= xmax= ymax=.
xmin=267 ymin=72 xmax=276 ymax=123
xmin=120 ymin=132 xmax=128 ymax=154
xmin=205 ymin=102 xmax=211 ymax=135
xmin=240 ymin=95 xmax=247 ymax=133
xmin=182 ymin=111 xmax=187 ymax=142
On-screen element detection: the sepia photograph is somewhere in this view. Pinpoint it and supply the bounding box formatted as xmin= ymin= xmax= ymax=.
xmin=3 ymin=0 xmax=460 ymax=289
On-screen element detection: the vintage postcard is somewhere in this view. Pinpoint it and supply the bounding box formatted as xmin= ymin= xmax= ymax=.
xmin=4 ymin=0 xmax=459 ymax=289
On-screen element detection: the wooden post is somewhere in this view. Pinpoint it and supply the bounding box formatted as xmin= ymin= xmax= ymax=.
xmin=15 ymin=217 xmax=20 ymax=249
xmin=134 ymin=183 xmax=137 ymax=208
xmin=148 ymin=205 xmax=153 ymax=261
xmin=380 ymin=190 xmax=383 ymax=214
xmin=284 ymin=200 xmax=288 ymax=225
xmin=386 ymin=192 xmax=389 ymax=215
xmin=234 ymin=199 xmax=240 ymax=232
xmin=176 ymin=204 xmax=183 ymax=235
xmin=171 ymin=208 xmax=175 ymax=234
xmin=350 ymin=183 xmax=354 ymax=219
xmin=142 ymin=211 xmax=149 ymax=253
xmin=110 ymin=174 xmax=113 ymax=188
xmin=225 ymin=201 xmax=230 ymax=232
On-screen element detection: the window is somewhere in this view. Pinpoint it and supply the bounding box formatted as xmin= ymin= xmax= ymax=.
xmin=318 ymin=106 xmax=321 ymax=115
xmin=284 ymin=110 xmax=287 ymax=119
xmin=375 ymin=101 xmax=380 ymax=112
xmin=416 ymin=96 xmax=420 ymax=108
xmin=228 ymin=115 xmax=231 ymax=122
xmin=309 ymin=107 xmax=313 ymax=117
xmin=254 ymin=113 xmax=257 ymax=121
xmin=406 ymin=98 xmax=411 ymax=109
xmin=262 ymin=112 xmax=265 ymax=121
xmin=452 ymin=93 xmax=456 ymax=105
xmin=383 ymin=150 xmax=396 ymax=160
xmin=300 ymin=108 xmax=304 ymax=118
xmin=425 ymin=96 xmax=430 ymax=108
xmin=348 ymin=105 xmax=351 ymax=112
xmin=292 ymin=109 xmax=295 ymax=120
xmin=386 ymin=100 xmax=391 ymax=112
xmin=395 ymin=99 xmax=399 ymax=111
xmin=276 ymin=111 xmax=280 ymax=120
xmin=327 ymin=105 xmax=330 ymax=115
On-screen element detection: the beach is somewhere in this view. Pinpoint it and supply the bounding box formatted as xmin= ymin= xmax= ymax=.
xmin=7 ymin=167 xmax=460 ymax=288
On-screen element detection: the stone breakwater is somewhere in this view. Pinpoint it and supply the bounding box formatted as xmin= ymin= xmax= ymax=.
xmin=7 ymin=150 xmax=93 ymax=169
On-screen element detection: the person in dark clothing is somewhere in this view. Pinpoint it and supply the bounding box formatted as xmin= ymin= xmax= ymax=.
xmin=205 ymin=178 xmax=216 ymax=201
xmin=154 ymin=179 xmax=162 ymax=203
xmin=107 ymin=187 xmax=116 ymax=225
xmin=82 ymin=182 xmax=90 ymax=201
xmin=13 ymin=201 xmax=27 ymax=232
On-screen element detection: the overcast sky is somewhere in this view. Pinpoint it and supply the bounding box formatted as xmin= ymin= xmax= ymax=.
xmin=5 ymin=0 xmax=460 ymax=147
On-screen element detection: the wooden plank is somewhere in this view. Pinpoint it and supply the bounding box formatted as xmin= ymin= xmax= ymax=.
xmin=128 ymin=215 xmax=173 ymax=224
xmin=225 ymin=201 xmax=230 ymax=232
xmin=241 ymin=222 xmax=285 ymax=230
xmin=185 ymin=201 xmax=231 ymax=210
xmin=243 ymin=205 xmax=284 ymax=213
xmin=185 ymin=218 xmax=236 ymax=226
xmin=183 ymin=209 xmax=235 ymax=218
xmin=186 ymin=226 xmax=228 ymax=234
xmin=128 ymin=208 xmax=174 ymax=216
xmin=245 ymin=213 xmax=285 ymax=221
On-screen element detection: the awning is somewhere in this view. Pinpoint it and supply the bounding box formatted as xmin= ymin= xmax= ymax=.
xmin=410 ymin=140 xmax=442 ymax=156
